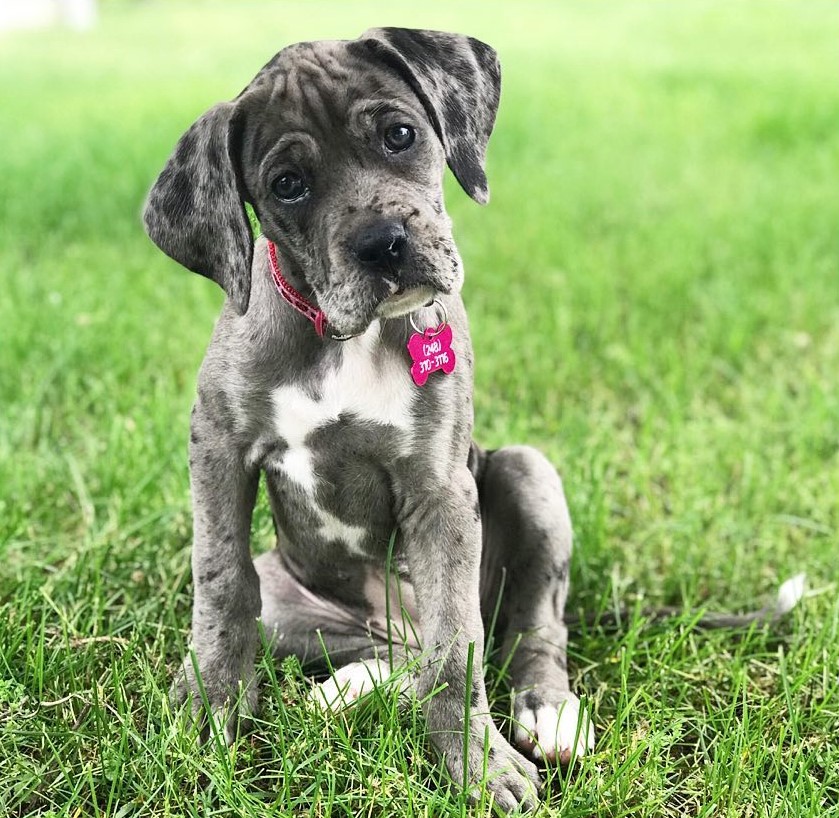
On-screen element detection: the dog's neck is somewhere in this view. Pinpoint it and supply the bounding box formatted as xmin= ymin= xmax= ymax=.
xmin=264 ymin=241 xmax=319 ymax=308
xmin=267 ymin=240 xmax=329 ymax=338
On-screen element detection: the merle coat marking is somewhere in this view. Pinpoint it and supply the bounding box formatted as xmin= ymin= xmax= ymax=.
xmin=144 ymin=28 xmax=593 ymax=813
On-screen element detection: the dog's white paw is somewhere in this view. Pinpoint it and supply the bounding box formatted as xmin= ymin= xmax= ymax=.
xmin=513 ymin=692 xmax=595 ymax=764
xmin=309 ymin=659 xmax=391 ymax=711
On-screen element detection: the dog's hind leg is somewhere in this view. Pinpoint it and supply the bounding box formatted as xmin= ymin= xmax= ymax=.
xmin=474 ymin=443 xmax=595 ymax=764
xmin=254 ymin=549 xmax=415 ymax=708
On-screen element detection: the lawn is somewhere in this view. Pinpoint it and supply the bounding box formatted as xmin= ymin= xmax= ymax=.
xmin=1 ymin=1 xmax=837 ymax=815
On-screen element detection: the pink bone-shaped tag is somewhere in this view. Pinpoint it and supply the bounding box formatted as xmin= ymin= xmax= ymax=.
xmin=406 ymin=323 xmax=457 ymax=386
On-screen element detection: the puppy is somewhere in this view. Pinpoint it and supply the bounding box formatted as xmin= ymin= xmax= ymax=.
xmin=144 ymin=28 xmax=592 ymax=812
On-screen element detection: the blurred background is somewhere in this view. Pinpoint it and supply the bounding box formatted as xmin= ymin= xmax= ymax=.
xmin=2 ymin=0 xmax=836 ymax=592
xmin=1 ymin=1 xmax=837 ymax=814
xmin=1 ymin=0 xmax=98 ymax=31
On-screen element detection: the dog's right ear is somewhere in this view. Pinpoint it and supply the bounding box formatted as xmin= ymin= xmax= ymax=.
xmin=356 ymin=28 xmax=501 ymax=205
xmin=143 ymin=102 xmax=253 ymax=315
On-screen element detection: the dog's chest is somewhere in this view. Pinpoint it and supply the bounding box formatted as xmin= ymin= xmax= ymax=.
xmin=264 ymin=327 xmax=417 ymax=553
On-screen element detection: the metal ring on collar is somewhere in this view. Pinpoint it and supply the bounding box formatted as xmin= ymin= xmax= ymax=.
xmin=409 ymin=297 xmax=448 ymax=337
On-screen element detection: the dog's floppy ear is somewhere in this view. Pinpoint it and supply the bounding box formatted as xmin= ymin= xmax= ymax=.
xmin=357 ymin=27 xmax=501 ymax=205
xmin=143 ymin=101 xmax=253 ymax=314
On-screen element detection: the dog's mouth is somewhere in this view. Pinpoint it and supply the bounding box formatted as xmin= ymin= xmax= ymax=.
xmin=374 ymin=284 xmax=437 ymax=319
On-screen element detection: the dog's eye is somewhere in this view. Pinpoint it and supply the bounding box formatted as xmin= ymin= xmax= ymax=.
xmin=271 ymin=172 xmax=308 ymax=202
xmin=384 ymin=124 xmax=416 ymax=153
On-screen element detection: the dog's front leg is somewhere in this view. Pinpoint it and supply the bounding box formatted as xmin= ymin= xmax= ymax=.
xmin=402 ymin=465 xmax=541 ymax=812
xmin=172 ymin=401 xmax=261 ymax=744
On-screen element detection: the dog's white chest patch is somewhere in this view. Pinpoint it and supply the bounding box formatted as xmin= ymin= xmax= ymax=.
xmin=269 ymin=323 xmax=413 ymax=549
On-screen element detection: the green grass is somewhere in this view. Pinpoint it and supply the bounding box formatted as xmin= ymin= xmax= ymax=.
xmin=1 ymin=1 xmax=838 ymax=815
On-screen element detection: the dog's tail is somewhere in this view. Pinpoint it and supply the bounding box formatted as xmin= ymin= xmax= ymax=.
xmin=567 ymin=573 xmax=806 ymax=632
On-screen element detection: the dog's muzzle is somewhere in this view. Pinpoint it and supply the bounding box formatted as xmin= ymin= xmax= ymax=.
xmin=350 ymin=218 xmax=440 ymax=319
xmin=374 ymin=284 xmax=437 ymax=319
xmin=352 ymin=219 xmax=408 ymax=272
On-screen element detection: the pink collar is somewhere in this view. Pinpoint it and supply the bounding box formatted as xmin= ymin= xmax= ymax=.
xmin=267 ymin=240 xmax=328 ymax=338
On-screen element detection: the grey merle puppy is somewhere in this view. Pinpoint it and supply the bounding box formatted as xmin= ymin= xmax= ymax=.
xmin=144 ymin=27 xmax=593 ymax=812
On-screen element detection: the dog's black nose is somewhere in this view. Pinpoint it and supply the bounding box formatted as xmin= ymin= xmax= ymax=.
xmin=353 ymin=220 xmax=408 ymax=270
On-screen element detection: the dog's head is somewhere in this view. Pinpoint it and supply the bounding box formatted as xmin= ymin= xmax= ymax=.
xmin=143 ymin=28 xmax=500 ymax=336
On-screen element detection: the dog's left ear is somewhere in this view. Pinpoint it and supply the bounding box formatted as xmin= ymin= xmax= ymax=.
xmin=143 ymin=101 xmax=253 ymax=315
xmin=357 ymin=28 xmax=501 ymax=205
